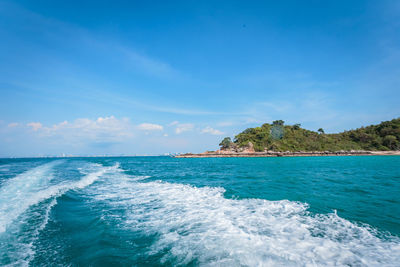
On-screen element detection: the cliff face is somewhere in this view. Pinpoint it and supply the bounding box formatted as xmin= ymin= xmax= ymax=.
xmin=220 ymin=141 xmax=255 ymax=153
xmin=220 ymin=118 xmax=400 ymax=152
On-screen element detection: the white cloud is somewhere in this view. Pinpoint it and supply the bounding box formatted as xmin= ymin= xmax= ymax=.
xmin=30 ymin=116 xmax=134 ymax=142
xmin=175 ymin=123 xmax=194 ymax=134
xmin=27 ymin=122 xmax=42 ymax=131
xmin=168 ymin=121 xmax=179 ymax=126
xmin=201 ymin=126 xmax=224 ymax=135
xmin=137 ymin=123 xmax=163 ymax=131
xmin=7 ymin=122 xmax=19 ymax=128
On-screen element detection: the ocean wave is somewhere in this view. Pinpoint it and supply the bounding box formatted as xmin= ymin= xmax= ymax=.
xmin=91 ymin=170 xmax=400 ymax=266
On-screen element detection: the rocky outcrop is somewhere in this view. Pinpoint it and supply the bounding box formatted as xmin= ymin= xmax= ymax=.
xmin=218 ymin=141 xmax=255 ymax=153
xmin=237 ymin=141 xmax=255 ymax=153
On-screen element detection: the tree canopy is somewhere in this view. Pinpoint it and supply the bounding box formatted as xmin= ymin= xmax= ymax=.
xmin=219 ymin=118 xmax=400 ymax=152
xmin=219 ymin=137 xmax=233 ymax=149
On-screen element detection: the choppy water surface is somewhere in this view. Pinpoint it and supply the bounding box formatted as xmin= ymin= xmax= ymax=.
xmin=0 ymin=156 xmax=399 ymax=266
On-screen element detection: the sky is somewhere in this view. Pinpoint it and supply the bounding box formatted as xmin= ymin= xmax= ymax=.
xmin=0 ymin=0 xmax=399 ymax=157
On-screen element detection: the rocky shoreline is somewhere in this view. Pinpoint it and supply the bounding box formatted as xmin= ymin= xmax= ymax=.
xmin=175 ymin=150 xmax=400 ymax=158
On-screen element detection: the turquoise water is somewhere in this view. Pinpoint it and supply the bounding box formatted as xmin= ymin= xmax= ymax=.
xmin=0 ymin=156 xmax=399 ymax=266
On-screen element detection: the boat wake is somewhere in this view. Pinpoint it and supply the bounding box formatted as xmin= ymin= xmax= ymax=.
xmin=90 ymin=167 xmax=400 ymax=266
xmin=0 ymin=161 xmax=118 ymax=266
xmin=1 ymin=161 xmax=399 ymax=266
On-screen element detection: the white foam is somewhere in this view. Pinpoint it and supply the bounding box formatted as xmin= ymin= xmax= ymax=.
xmin=92 ymin=172 xmax=400 ymax=266
xmin=0 ymin=161 xmax=119 ymax=234
xmin=1 ymin=198 xmax=60 ymax=267
xmin=74 ymin=163 xmax=119 ymax=189
xmin=132 ymin=175 xmax=151 ymax=181
xmin=0 ymin=161 xmax=61 ymax=233
xmin=0 ymin=161 xmax=119 ymax=266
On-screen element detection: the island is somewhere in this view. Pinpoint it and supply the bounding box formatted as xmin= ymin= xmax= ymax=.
xmin=176 ymin=118 xmax=400 ymax=158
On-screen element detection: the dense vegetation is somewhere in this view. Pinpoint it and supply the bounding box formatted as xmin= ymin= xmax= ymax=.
xmin=220 ymin=118 xmax=400 ymax=152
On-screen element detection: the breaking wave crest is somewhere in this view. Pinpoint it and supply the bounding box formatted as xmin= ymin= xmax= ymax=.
xmin=92 ymin=170 xmax=400 ymax=266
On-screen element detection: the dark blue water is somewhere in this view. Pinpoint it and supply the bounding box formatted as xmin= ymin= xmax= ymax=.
xmin=0 ymin=156 xmax=399 ymax=266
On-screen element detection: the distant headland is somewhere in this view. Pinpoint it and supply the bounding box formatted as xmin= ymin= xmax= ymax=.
xmin=176 ymin=118 xmax=400 ymax=158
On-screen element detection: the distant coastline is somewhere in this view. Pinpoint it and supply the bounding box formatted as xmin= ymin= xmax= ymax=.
xmin=175 ymin=150 xmax=400 ymax=158
xmin=177 ymin=119 xmax=400 ymax=158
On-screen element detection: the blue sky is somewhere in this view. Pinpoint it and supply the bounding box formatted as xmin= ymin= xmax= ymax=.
xmin=1 ymin=0 xmax=399 ymax=157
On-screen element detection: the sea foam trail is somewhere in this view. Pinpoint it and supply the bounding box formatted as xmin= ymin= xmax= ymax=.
xmin=92 ymin=171 xmax=400 ymax=267
xmin=0 ymin=162 xmax=119 ymax=266
xmin=0 ymin=161 xmax=62 ymax=233
xmin=0 ymin=161 xmax=119 ymax=233
xmin=0 ymin=198 xmax=59 ymax=267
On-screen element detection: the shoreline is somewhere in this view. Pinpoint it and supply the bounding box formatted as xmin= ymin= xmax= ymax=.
xmin=175 ymin=151 xmax=400 ymax=158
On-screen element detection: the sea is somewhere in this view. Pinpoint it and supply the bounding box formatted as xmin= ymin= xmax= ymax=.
xmin=0 ymin=156 xmax=399 ymax=266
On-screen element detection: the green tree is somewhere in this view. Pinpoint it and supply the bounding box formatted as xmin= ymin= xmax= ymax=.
xmin=229 ymin=118 xmax=400 ymax=152
xmin=383 ymin=135 xmax=399 ymax=150
xmin=273 ymin=120 xmax=285 ymax=126
xmin=293 ymin=123 xmax=301 ymax=130
xmin=219 ymin=137 xmax=233 ymax=149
